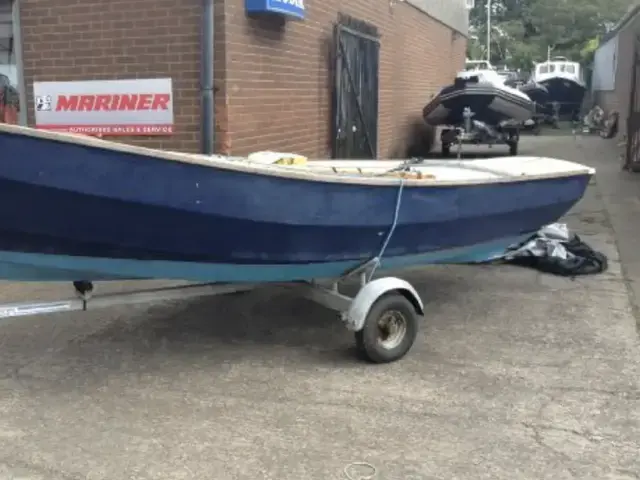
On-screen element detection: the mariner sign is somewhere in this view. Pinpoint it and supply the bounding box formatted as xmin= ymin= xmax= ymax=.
xmin=33 ymin=78 xmax=174 ymax=136
xmin=245 ymin=0 xmax=305 ymax=19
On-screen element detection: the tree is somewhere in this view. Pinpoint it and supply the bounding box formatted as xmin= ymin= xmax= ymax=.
xmin=468 ymin=0 xmax=630 ymax=71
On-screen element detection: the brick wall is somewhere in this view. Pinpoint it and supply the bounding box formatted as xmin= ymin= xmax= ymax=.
xmin=222 ymin=0 xmax=466 ymax=157
xmin=19 ymin=0 xmax=466 ymax=157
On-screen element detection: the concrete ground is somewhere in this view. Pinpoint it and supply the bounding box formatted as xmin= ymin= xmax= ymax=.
xmin=0 ymin=135 xmax=638 ymax=480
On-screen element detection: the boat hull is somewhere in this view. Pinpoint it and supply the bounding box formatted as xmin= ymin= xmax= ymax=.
xmin=519 ymin=82 xmax=549 ymax=108
xmin=0 ymin=234 xmax=533 ymax=281
xmin=539 ymin=77 xmax=586 ymax=117
xmin=423 ymin=83 xmax=534 ymax=126
xmin=0 ymin=129 xmax=591 ymax=282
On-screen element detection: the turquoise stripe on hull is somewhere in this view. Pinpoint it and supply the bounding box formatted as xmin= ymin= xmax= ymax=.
xmin=0 ymin=234 xmax=530 ymax=282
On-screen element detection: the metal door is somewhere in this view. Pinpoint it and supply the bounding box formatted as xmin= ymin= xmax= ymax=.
xmin=625 ymin=35 xmax=640 ymax=170
xmin=332 ymin=14 xmax=380 ymax=159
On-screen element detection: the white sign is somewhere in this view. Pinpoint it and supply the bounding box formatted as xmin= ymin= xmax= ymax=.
xmin=33 ymin=78 xmax=174 ymax=136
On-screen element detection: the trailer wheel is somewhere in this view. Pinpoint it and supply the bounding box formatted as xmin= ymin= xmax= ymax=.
xmin=441 ymin=143 xmax=450 ymax=157
xmin=355 ymin=293 xmax=419 ymax=363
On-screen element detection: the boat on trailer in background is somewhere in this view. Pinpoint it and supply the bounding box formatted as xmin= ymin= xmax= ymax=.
xmin=0 ymin=124 xmax=594 ymax=363
xmin=531 ymin=56 xmax=587 ymax=125
xmin=423 ymin=60 xmax=534 ymax=156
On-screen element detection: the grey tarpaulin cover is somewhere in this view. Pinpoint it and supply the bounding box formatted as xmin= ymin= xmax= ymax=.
xmin=501 ymin=223 xmax=608 ymax=276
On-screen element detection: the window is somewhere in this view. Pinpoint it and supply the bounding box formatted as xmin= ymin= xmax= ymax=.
xmin=549 ymin=64 xmax=556 ymax=72
xmin=539 ymin=65 xmax=549 ymax=74
xmin=0 ymin=0 xmax=21 ymax=125
xmin=566 ymin=64 xmax=575 ymax=74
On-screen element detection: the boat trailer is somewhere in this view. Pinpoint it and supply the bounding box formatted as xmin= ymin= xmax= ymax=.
xmin=540 ymin=101 xmax=582 ymax=128
xmin=0 ymin=259 xmax=424 ymax=364
xmin=440 ymin=107 xmax=520 ymax=157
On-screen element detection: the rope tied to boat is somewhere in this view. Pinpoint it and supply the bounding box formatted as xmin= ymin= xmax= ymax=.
xmin=368 ymin=177 xmax=405 ymax=281
xmin=378 ymin=157 xmax=422 ymax=176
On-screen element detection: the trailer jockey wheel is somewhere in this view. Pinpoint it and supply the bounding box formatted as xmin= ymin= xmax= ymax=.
xmin=73 ymin=280 xmax=94 ymax=296
xmin=505 ymin=130 xmax=519 ymax=156
xmin=533 ymin=123 xmax=541 ymax=136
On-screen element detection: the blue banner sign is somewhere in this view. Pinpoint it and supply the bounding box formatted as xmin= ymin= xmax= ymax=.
xmin=245 ymin=0 xmax=305 ymax=19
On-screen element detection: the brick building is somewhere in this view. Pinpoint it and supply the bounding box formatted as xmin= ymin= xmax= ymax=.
xmin=4 ymin=0 xmax=468 ymax=157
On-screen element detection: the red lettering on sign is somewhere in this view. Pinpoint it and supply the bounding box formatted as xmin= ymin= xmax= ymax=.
xmin=118 ymin=95 xmax=136 ymax=110
xmin=79 ymin=95 xmax=93 ymax=111
xmin=136 ymin=94 xmax=152 ymax=110
xmin=56 ymin=95 xmax=78 ymax=111
xmin=55 ymin=94 xmax=171 ymax=112
xmin=93 ymin=95 xmax=111 ymax=111
xmin=152 ymin=94 xmax=170 ymax=110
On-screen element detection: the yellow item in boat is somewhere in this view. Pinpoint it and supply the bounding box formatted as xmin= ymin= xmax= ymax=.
xmin=247 ymin=151 xmax=308 ymax=165
xmin=275 ymin=156 xmax=307 ymax=165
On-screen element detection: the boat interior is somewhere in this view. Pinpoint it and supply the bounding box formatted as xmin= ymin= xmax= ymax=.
xmin=240 ymin=154 xmax=595 ymax=182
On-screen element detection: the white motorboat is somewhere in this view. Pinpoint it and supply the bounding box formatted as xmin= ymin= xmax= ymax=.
xmin=531 ymin=56 xmax=586 ymax=117
xmin=423 ymin=61 xmax=534 ymax=126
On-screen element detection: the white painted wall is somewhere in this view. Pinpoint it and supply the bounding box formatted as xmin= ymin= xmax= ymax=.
xmin=405 ymin=0 xmax=469 ymax=36
xmin=592 ymin=35 xmax=618 ymax=91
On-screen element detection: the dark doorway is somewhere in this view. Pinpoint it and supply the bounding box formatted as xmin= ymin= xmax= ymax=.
xmin=332 ymin=14 xmax=380 ymax=159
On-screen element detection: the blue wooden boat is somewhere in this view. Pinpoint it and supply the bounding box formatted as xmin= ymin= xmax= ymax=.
xmin=0 ymin=124 xmax=593 ymax=282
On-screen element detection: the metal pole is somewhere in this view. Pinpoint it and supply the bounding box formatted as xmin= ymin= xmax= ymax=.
xmin=486 ymin=0 xmax=492 ymax=63
xmin=200 ymin=0 xmax=215 ymax=155
xmin=12 ymin=0 xmax=27 ymax=126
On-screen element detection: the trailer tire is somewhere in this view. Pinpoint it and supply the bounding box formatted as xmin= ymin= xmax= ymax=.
xmin=355 ymin=292 xmax=419 ymax=363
